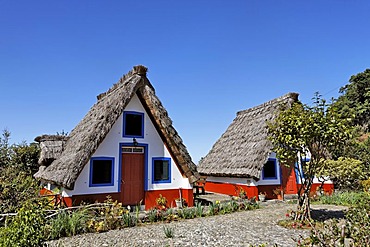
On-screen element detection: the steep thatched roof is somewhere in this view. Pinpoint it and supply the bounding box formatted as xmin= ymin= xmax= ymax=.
xmin=34 ymin=65 xmax=199 ymax=189
xmin=34 ymin=135 xmax=69 ymax=166
xmin=197 ymin=92 xmax=299 ymax=179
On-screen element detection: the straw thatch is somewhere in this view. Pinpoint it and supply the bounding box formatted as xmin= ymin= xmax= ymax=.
xmin=34 ymin=135 xmax=69 ymax=166
xmin=34 ymin=65 xmax=199 ymax=189
xmin=197 ymin=92 xmax=299 ymax=180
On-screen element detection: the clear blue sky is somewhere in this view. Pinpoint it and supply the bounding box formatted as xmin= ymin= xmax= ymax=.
xmin=1 ymin=1 xmax=370 ymax=163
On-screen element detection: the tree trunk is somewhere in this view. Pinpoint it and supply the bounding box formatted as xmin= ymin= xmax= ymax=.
xmin=295 ymin=179 xmax=313 ymax=222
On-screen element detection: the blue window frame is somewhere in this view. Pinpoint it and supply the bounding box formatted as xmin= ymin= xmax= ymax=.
xmin=152 ymin=157 xmax=171 ymax=183
xmin=123 ymin=111 xmax=144 ymax=138
xmin=262 ymin=158 xmax=277 ymax=180
xmin=89 ymin=157 xmax=114 ymax=187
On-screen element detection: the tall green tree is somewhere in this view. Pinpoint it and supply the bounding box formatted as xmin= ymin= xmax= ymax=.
xmin=0 ymin=130 xmax=40 ymax=213
xmin=336 ymin=68 xmax=370 ymax=130
xmin=333 ymin=69 xmax=370 ymax=183
xmin=0 ymin=130 xmax=11 ymax=169
xmin=268 ymin=93 xmax=353 ymax=222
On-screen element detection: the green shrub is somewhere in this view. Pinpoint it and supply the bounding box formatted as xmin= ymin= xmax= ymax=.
xmin=163 ymin=226 xmax=174 ymax=238
xmin=47 ymin=209 xmax=89 ymax=240
xmin=195 ymin=202 xmax=204 ymax=217
xmin=122 ymin=211 xmax=137 ymax=227
xmin=207 ymin=201 xmax=220 ymax=216
xmin=0 ymin=130 xmax=40 ymax=213
xmin=147 ymin=208 xmax=158 ymax=223
xmin=0 ymin=200 xmax=46 ymax=247
xmin=87 ymin=198 xmax=126 ymax=232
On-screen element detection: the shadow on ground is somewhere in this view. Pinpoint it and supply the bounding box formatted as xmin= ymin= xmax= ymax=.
xmin=311 ymin=208 xmax=346 ymax=222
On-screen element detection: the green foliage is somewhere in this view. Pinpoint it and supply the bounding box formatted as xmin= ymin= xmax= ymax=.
xmin=163 ymin=208 xmax=179 ymax=222
xmin=303 ymin=196 xmax=370 ymax=246
xmin=338 ymin=133 xmax=370 ymax=183
xmin=268 ymin=94 xmax=352 ymax=166
xmin=11 ymin=142 xmax=40 ymax=174
xmin=147 ymin=208 xmax=158 ymax=223
xmin=86 ymin=197 xmax=126 ymax=232
xmin=0 ymin=129 xmax=11 ymax=168
xmin=0 ymin=165 xmax=40 ymax=213
xmin=155 ymin=194 xmax=168 ymax=209
xmin=195 ymin=202 xmax=204 ymax=217
xmin=317 ymin=191 xmax=370 ymax=206
xmin=207 ymin=201 xmax=220 ymax=216
xmin=362 ymin=178 xmax=370 ymax=193
xmin=47 ymin=209 xmax=89 ymax=240
xmin=336 ymin=68 xmax=370 ymax=130
xmin=177 ymin=207 xmax=196 ymax=219
xmin=268 ymin=93 xmax=353 ymax=221
xmin=318 ymin=157 xmax=365 ymax=189
xmin=122 ymin=211 xmax=137 ymax=227
xmin=163 ymin=226 xmax=174 ymax=238
xmin=0 ymin=130 xmax=41 ymax=213
xmin=0 ymin=200 xmax=47 ymax=247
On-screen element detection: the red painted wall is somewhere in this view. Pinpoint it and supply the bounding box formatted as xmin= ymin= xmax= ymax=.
xmin=40 ymin=187 xmax=194 ymax=209
xmin=144 ymin=188 xmax=194 ymax=210
xmin=204 ymin=181 xmax=259 ymax=199
xmin=203 ymin=179 xmax=334 ymax=201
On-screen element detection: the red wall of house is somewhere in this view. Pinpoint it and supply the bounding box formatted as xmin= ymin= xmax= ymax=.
xmin=144 ymin=188 xmax=194 ymax=210
xmin=40 ymin=188 xmax=194 ymax=209
xmin=204 ymin=181 xmax=259 ymax=199
xmin=203 ymin=180 xmax=334 ymax=201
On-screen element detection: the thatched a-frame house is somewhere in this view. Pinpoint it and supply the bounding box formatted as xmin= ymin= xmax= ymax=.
xmin=35 ymin=65 xmax=199 ymax=209
xmin=198 ymin=93 xmax=298 ymax=178
xmin=198 ymin=92 xmax=334 ymax=200
xmin=198 ymin=93 xmax=299 ymax=199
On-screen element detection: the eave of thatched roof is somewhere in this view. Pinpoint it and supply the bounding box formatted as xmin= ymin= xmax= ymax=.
xmin=34 ymin=65 xmax=199 ymax=189
xmin=197 ymin=92 xmax=299 ymax=180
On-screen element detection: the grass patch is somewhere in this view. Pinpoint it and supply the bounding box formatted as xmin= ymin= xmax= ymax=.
xmin=278 ymin=219 xmax=323 ymax=230
xmin=314 ymin=191 xmax=369 ymax=206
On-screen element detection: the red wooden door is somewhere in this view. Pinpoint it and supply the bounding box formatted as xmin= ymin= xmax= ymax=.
xmin=281 ymin=164 xmax=298 ymax=194
xmin=121 ymin=151 xmax=144 ymax=205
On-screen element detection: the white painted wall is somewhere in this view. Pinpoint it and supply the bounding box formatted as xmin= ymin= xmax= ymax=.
xmin=63 ymin=94 xmax=191 ymax=197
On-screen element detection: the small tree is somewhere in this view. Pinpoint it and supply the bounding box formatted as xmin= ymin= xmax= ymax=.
xmin=0 ymin=129 xmax=11 ymax=168
xmin=268 ymin=93 xmax=352 ymax=221
xmin=0 ymin=130 xmax=41 ymax=213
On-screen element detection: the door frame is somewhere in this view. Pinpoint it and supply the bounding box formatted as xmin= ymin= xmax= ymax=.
xmin=118 ymin=142 xmax=148 ymax=193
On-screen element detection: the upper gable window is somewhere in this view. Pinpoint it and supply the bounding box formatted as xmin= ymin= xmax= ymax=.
xmin=262 ymin=158 xmax=277 ymax=179
xmin=123 ymin=111 xmax=144 ymax=138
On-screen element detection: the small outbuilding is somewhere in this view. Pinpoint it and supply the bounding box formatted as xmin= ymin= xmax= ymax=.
xmin=35 ymin=65 xmax=199 ymax=209
xmin=197 ymin=93 xmax=333 ymax=200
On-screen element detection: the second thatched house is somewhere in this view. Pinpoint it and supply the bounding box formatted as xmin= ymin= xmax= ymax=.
xmin=34 ymin=65 xmax=199 ymax=209
xmin=197 ymin=93 xmax=334 ymax=200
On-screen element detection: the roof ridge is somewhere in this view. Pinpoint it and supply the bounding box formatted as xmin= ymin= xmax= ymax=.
xmin=236 ymin=92 xmax=299 ymax=116
xmin=97 ymin=65 xmax=148 ymax=101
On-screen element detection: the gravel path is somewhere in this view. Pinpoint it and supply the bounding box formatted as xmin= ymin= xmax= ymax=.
xmin=46 ymin=202 xmax=347 ymax=247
